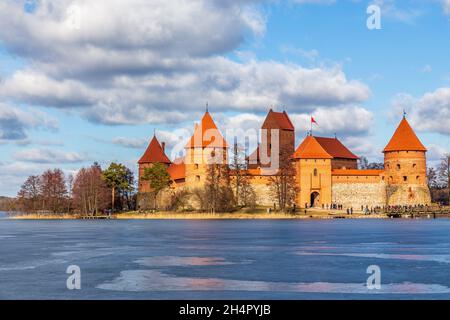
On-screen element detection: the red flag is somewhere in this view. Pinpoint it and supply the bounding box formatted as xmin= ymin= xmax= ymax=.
xmin=311 ymin=116 xmax=318 ymax=125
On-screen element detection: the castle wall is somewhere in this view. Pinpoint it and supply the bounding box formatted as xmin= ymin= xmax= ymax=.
xmin=331 ymin=158 xmax=357 ymax=169
xmin=248 ymin=175 xmax=277 ymax=207
xmin=332 ymin=180 xmax=386 ymax=209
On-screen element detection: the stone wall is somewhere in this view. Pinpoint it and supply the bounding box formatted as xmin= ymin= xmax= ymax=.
xmin=386 ymin=184 xmax=431 ymax=206
xmin=332 ymin=182 xmax=386 ymax=209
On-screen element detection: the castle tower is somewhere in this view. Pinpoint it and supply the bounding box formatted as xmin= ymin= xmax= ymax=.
xmin=293 ymin=135 xmax=333 ymax=208
xmin=248 ymin=109 xmax=295 ymax=169
xmin=138 ymin=135 xmax=171 ymax=193
xmin=383 ymin=117 xmax=431 ymax=205
xmin=184 ymin=111 xmax=228 ymax=188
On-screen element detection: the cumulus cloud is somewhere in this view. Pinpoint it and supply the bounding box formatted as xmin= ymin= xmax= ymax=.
xmin=391 ymin=88 xmax=450 ymax=135
xmin=112 ymin=137 xmax=147 ymax=149
xmin=428 ymin=144 xmax=449 ymax=161
xmin=13 ymin=148 xmax=86 ymax=164
xmin=0 ymin=103 xmax=58 ymax=142
xmin=0 ymin=0 xmax=370 ymax=125
xmin=290 ymin=106 xmax=374 ymax=136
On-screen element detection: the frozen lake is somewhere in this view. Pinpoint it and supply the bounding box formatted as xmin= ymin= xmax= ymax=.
xmin=0 ymin=218 xmax=450 ymax=299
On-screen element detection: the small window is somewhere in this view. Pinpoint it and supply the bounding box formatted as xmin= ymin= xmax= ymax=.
xmin=413 ymin=164 xmax=417 ymax=168
xmin=397 ymin=164 xmax=401 ymax=170
xmin=313 ymin=169 xmax=318 ymax=177
xmin=196 ymin=175 xmax=200 ymax=182
xmin=416 ymin=175 xmax=420 ymax=181
xmin=195 ymin=164 xmax=199 ymax=170
xmin=389 ymin=176 xmax=393 ymax=182
xmin=403 ymin=176 xmax=408 ymax=182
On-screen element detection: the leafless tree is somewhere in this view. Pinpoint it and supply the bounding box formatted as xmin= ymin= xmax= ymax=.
xmin=438 ymin=154 xmax=450 ymax=204
xmin=72 ymin=163 xmax=110 ymax=215
xmin=267 ymin=146 xmax=298 ymax=212
xmin=17 ymin=175 xmax=41 ymax=213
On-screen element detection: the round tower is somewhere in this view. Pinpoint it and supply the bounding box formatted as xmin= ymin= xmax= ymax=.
xmin=383 ymin=117 xmax=431 ymax=206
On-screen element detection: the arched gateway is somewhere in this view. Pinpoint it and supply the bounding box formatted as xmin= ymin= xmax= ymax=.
xmin=310 ymin=192 xmax=320 ymax=207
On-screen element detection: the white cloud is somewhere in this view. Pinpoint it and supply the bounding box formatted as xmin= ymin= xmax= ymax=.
xmin=391 ymin=88 xmax=450 ymax=135
xmin=0 ymin=0 xmax=370 ymax=126
xmin=112 ymin=137 xmax=147 ymax=149
xmin=290 ymin=106 xmax=374 ymax=136
xmin=0 ymin=103 xmax=58 ymax=142
xmin=428 ymin=144 xmax=449 ymax=161
xmin=372 ymin=0 xmax=425 ymax=23
xmin=421 ymin=65 xmax=432 ymax=73
xmin=13 ymin=148 xmax=86 ymax=164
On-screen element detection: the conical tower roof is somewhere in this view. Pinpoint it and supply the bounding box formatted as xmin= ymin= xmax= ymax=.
xmin=138 ymin=135 xmax=171 ymax=164
xmin=293 ymin=135 xmax=333 ymax=159
xmin=383 ymin=117 xmax=427 ymax=152
xmin=185 ymin=111 xmax=228 ymax=148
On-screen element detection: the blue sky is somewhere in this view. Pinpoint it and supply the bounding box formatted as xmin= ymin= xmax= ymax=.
xmin=0 ymin=0 xmax=449 ymax=196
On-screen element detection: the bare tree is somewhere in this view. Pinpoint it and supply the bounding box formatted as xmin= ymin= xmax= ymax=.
xmin=230 ymin=140 xmax=255 ymax=207
xmin=72 ymin=163 xmax=110 ymax=215
xmin=427 ymin=167 xmax=438 ymax=189
xmin=40 ymin=169 xmax=68 ymax=213
xmin=267 ymin=146 xmax=298 ymax=212
xmin=205 ymin=161 xmax=235 ymax=213
xmin=438 ymin=154 xmax=450 ymax=204
xmin=17 ymin=175 xmax=41 ymax=213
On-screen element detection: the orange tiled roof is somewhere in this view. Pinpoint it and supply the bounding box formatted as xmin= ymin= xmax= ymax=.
xmin=138 ymin=136 xmax=171 ymax=164
xmin=185 ymin=111 xmax=228 ymax=148
xmin=383 ymin=117 xmax=427 ymax=152
xmin=293 ymin=135 xmax=333 ymax=159
xmin=263 ymin=109 xmax=295 ymax=131
xmin=315 ymin=137 xmax=359 ymax=159
xmin=167 ymin=159 xmax=185 ymax=181
xmin=332 ymin=169 xmax=383 ymax=176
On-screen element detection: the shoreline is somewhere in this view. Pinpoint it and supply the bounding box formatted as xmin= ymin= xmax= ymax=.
xmin=7 ymin=211 xmax=392 ymax=220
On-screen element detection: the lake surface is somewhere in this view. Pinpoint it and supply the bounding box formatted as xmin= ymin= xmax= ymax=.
xmin=1 ymin=215 xmax=450 ymax=299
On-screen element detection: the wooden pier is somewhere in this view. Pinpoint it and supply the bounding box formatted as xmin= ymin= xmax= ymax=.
xmin=79 ymin=215 xmax=116 ymax=220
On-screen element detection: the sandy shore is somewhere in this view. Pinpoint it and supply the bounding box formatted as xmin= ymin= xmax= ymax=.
xmin=8 ymin=211 xmax=388 ymax=220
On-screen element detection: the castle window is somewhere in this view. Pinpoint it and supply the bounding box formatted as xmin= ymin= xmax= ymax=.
xmin=313 ymin=169 xmax=318 ymax=176
xmin=389 ymin=176 xmax=393 ymax=182
xmin=196 ymin=175 xmax=200 ymax=182
xmin=413 ymin=164 xmax=417 ymax=168
xmin=416 ymin=175 xmax=420 ymax=181
xmin=397 ymin=164 xmax=401 ymax=170
xmin=382 ymin=176 xmax=385 ymax=181
xmin=403 ymin=176 xmax=408 ymax=182
xmin=195 ymin=164 xmax=199 ymax=170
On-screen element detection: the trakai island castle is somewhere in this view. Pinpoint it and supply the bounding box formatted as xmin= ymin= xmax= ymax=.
xmin=138 ymin=109 xmax=431 ymax=210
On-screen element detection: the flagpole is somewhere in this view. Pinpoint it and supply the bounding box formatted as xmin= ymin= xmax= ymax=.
xmin=310 ymin=117 xmax=313 ymax=136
